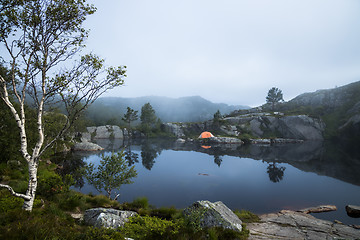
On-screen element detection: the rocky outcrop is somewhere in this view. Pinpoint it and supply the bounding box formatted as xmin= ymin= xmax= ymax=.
xmin=224 ymin=114 xmax=325 ymax=140
xmin=84 ymin=208 xmax=137 ymax=228
xmin=247 ymin=210 xmax=360 ymax=239
xmin=72 ymin=141 xmax=104 ymax=151
xmin=183 ymin=200 xmax=243 ymax=232
xmin=72 ymin=125 xmax=125 ymax=151
xmin=87 ymin=125 xmax=124 ymax=139
xmin=163 ymin=112 xmax=325 ymax=141
xmin=162 ymin=123 xmax=185 ymax=138
xmin=251 ymin=138 xmax=304 ymax=144
xmin=298 ymin=205 xmax=337 ymax=214
xmin=346 ymin=205 xmax=360 ymax=218
xmin=208 ymin=137 xmax=243 ymax=144
xmin=162 ymin=122 xmax=209 ymax=138
xmin=288 ymin=81 xmax=360 ymax=109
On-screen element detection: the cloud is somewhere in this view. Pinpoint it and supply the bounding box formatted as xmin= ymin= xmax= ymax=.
xmin=85 ymin=0 xmax=360 ymax=106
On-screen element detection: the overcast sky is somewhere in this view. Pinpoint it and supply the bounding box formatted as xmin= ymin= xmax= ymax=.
xmin=84 ymin=0 xmax=360 ymax=107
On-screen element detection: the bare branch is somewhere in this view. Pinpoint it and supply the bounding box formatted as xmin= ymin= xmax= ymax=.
xmin=0 ymin=184 xmax=31 ymax=200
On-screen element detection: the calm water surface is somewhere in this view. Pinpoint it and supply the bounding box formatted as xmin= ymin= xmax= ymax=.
xmin=65 ymin=139 xmax=360 ymax=225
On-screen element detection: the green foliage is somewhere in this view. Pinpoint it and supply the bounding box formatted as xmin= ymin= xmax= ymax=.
xmin=234 ymin=209 xmax=260 ymax=223
xmin=85 ymin=151 xmax=137 ymax=199
xmin=78 ymin=227 xmax=125 ymax=240
xmin=0 ymin=190 xmax=24 ymax=213
xmin=120 ymin=215 xmax=181 ymax=240
xmin=266 ymin=87 xmax=284 ymax=110
xmin=38 ymin=173 xmax=67 ymax=198
xmin=140 ymin=103 xmax=163 ymax=136
xmin=129 ymin=196 xmax=150 ymax=209
xmin=122 ymin=106 xmax=139 ymax=131
xmin=150 ymin=206 xmax=180 ymax=220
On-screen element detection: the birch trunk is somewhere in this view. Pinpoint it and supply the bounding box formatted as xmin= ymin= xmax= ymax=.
xmin=22 ymin=162 xmax=38 ymax=211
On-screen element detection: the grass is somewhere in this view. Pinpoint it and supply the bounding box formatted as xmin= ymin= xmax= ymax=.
xmin=0 ymin=159 xmax=253 ymax=239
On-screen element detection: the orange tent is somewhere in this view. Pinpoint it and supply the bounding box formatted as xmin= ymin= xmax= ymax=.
xmin=198 ymin=131 xmax=214 ymax=138
xmin=201 ymin=145 xmax=212 ymax=149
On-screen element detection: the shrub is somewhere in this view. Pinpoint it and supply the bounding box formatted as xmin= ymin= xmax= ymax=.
xmin=150 ymin=206 xmax=180 ymax=220
xmin=120 ymin=215 xmax=180 ymax=240
xmin=0 ymin=190 xmax=24 ymax=213
xmin=84 ymin=194 xmax=121 ymax=209
xmin=77 ymin=227 xmax=125 ymax=240
xmin=234 ymin=209 xmax=260 ymax=223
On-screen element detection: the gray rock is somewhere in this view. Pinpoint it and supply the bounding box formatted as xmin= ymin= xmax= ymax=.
xmin=183 ymin=200 xmax=243 ymax=232
xmin=162 ymin=123 xmax=185 ymax=138
xmin=219 ymin=125 xmax=239 ymax=136
xmin=84 ymin=208 xmax=137 ymax=229
xmin=278 ymin=115 xmax=325 ymax=140
xmin=112 ymin=125 xmax=124 ymax=139
xmin=80 ymin=132 xmax=91 ymax=142
xmin=346 ymin=205 xmax=360 ymax=218
xmin=299 ymin=205 xmax=337 ymax=214
xmin=209 ymin=137 xmax=243 ymax=144
xmin=87 ymin=125 xmax=124 ymax=139
xmin=94 ymin=125 xmax=112 ymax=139
xmin=176 ymin=138 xmax=186 ymax=143
xmin=247 ymin=210 xmax=360 ymax=239
xmin=251 ymin=139 xmax=271 ymax=144
xmin=72 ymin=141 xmax=104 ymax=151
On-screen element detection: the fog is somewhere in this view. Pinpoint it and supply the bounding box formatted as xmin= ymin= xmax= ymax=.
xmin=84 ymin=0 xmax=360 ymax=106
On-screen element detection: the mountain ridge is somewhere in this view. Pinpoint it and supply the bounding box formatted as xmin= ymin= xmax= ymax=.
xmin=85 ymin=95 xmax=249 ymax=124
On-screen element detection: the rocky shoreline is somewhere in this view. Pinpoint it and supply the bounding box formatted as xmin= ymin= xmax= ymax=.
xmin=247 ymin=210 xmax=360 ymax=239
xmin=80 ymin=201 xmax=360 ymax=239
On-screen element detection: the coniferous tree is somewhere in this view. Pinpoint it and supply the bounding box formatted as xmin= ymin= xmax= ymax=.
xmin=266 ymin=87 xmax=284 ymax=110
xmin=140 ymin=103 xmax=158 ymax=135
xmin=122 ymin=107 xmax=138 ymax=134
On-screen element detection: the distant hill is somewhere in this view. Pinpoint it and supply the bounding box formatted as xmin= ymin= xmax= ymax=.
xmin=85 ymin=96 xmax=249 ymax=125
xmin=228 ymin=80 xmax=360 ymax=144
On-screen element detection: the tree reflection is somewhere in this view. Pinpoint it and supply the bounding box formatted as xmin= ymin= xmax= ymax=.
xmin=124 ymin=145 xmax=139 ymax=166
xmin=214 ymin=154 xmax=223 ymax=167
xmin=213 ymin=147 xmax=224 ymax=167
xmin=55 ymin=153 xmax=86 ymax=188
xmin=141 ymin=142 xmax=159 ymax=170
xmin=267 ymin=162 xmax=286 ymax=183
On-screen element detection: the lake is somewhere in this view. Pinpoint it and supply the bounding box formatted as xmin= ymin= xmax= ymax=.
xmin=61 ymin=138 xmax=360 ymax=225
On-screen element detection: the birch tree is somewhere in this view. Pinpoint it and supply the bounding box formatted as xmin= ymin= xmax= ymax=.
xmin=0 ymin=0 xmax=126 ymax=211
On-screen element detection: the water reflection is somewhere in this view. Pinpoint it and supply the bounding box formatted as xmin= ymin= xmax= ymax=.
xmin=58 ymin=138 xmax=360 ymax=225
xmin=266 ymin=162 xmax=286 ymax=183
xmin=124 ymin=145 xmax=139 ymax=166
xmin=140 ymin=141 xmax=162 ymax=170
xmin=58 ymin=139 xmax=360 ymax=189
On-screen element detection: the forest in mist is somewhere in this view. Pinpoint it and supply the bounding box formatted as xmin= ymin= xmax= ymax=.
xmin=85 ymin=96 xmax=249 ymax=125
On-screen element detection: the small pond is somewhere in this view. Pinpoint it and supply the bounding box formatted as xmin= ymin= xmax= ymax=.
xmin=59 ymin=139 xmax=360 ymax=225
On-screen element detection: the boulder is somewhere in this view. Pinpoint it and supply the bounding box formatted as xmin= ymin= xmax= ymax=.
xmin=72 ymin=141 xmax=104 ymax=151
xmin=346 ymin=205 xmax=360 ymax=218
xmin=80 ymin=132 xmax=91 ymax=142
xmin=183 ymin=200 xmax=243 ymax=232
xmin=299 ymin=205 xmax=337 ymax=214
xmin=84 ymin=208 xmax=137 ymax=228
xmin=176 ymin=138 xmax=186 ymax=143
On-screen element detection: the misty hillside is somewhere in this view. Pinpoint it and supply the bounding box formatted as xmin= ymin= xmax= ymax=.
xmin=85 ymin=96 xmax=248 ymax=125
xmin=227 ymin=80 xmax=360 ymax=143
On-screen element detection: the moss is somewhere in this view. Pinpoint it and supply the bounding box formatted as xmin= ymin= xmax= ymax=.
xmin=234 ymin=209 xmax=260 ymax=223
